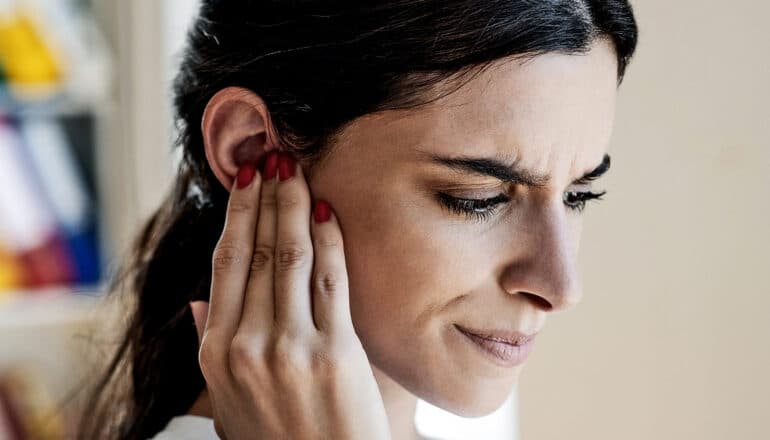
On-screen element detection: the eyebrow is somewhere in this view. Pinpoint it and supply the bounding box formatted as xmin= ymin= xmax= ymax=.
xmin=424 ymin=152 xmax=611 ymax=187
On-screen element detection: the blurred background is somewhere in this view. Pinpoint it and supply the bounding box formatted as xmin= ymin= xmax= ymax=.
xmin=0 ymin=0 xmax=766 ymax=439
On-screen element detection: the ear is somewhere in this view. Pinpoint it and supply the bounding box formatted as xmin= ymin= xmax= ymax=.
xmin=201 ymin=87 xmax=281 ymax=191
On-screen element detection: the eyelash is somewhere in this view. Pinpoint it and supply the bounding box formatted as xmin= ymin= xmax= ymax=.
xmin=563 ymin=190 xmax=607 ymax=213
xmin=436 ymin=193 xmax=509 ymax=222
xmin=436 ymin=190 xmax=607 ymax=222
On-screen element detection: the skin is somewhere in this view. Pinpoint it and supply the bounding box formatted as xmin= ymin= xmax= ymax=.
xmin=191 ymin=37 xmax=620 ymax=439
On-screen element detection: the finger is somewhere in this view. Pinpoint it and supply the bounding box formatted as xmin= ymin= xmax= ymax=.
xmin=273 ymin=152 xmax=315 ymax=332
xmin=190 ymin=301 xmax=210 ymax=345
xmin=207 ymin=163 xmax=262 ymax=341
xmin=239 ymin=151 xmax=279 ymax=335
xmin=309 ymin=200 xmax=353 ymax=335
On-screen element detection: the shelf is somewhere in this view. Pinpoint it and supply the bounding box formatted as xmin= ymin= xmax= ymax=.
xmin=0 ymin=287 xmax=109 ymax=439
xmin=0 ymin=92 xmax=112 ymax=118
xmin=0 ymin=2 xmax=139 ymax=438
xmin=0 ymin=286 xmax=104 ymax=330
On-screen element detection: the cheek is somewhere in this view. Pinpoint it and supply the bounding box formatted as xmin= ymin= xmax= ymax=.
xmin=340 ymin=194 xmax=489 ymax=346
xmin=344 ymin=208 xmax=447 ymax=328
xmin=572 ymin=218 xmax=584 ymax=252
xmin=336 ymin=195 xmax=521 ymax=414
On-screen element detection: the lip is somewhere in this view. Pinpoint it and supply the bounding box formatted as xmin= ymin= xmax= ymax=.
xmin=454 ymin=324 xmax=537 ymax=367
xmin=455 ymin=324 xmax=538 ymax=345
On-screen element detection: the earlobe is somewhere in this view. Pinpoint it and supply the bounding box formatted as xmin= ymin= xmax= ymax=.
xmin=201 ymin=87 xmax=280 ymax=191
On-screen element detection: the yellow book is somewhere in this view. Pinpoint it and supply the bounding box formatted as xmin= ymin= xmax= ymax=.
xmin=0 ymin=8 xmax=64 ymax=93
xmin=0 ymin=243 xmax=22 ymax=295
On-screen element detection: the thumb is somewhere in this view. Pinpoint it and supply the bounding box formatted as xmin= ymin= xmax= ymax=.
xmin=189 ymin=301 xmax=210 ymax=345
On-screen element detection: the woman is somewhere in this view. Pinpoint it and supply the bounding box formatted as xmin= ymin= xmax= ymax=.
xmin=81 ymin=1 xmax=638 ymax=439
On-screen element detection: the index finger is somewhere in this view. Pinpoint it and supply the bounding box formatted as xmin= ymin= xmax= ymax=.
xmin=206 ymin=163 xmax=262 ymax=341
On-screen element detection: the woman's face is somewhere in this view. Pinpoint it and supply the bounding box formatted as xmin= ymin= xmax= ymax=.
xmin=304 ymin=38 xmax=619 ymax=416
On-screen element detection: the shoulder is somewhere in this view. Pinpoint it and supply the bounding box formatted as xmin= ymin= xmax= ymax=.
xmin=148 ymin=415 xmax=217 ymax=440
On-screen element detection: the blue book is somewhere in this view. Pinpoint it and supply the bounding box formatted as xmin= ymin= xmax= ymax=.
xmin=17 ymin=116 xmax=101 ymax=285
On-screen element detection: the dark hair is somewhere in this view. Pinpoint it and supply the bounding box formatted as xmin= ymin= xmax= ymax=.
xmin=80 ymin=1 xmax=638 ymax=438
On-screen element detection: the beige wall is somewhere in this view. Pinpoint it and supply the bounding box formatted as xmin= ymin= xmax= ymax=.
xmin=518 ymin=1 xmax=769 ymax=439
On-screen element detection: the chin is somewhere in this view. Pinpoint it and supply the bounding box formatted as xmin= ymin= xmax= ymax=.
xmin=432 ymin=392 xmax=513 ymax=418
xmin=417 ymin=370 xmax=521 ymax=418
xmin=364 ymin=324 xmax=526 ymax=418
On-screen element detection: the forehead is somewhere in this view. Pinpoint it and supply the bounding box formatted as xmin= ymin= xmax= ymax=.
xmin=356 ymin=38 xmax=620 ymax=186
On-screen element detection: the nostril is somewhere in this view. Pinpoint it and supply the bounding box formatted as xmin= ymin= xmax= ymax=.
xmin=520 ymin=292 xmax=552 ymax=311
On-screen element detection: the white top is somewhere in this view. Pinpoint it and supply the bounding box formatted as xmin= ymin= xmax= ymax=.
xmin=149 ymin=415 xmax=218 ymax=440
xmin=148 ymin=393 xmax=519 ymax=440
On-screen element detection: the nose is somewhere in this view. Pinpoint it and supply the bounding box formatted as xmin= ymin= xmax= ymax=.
xmin=499 ymin=207 xmax=583 ymax=312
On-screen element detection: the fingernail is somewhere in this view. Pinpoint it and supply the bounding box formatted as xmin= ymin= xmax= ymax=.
xmin=263 ymin=151 xmax=280 ymax=180
xmin=236 ymin=163 xmax=256 ymax=189
xmin=313 ymin=200 xmax=332 ymax=223
xmin=278 ymin=153 xmax=296 ymax=182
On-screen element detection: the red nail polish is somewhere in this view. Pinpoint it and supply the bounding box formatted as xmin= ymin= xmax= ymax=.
xmin=263 ymin=151 xmax=279 ymax=180
xmin=314 ymin=200 xmax=332 ymax=223
xmin=236 ymin=164 xmax=256 ymax=189
xmin=278 ymin=153 xmax=296 ymax=182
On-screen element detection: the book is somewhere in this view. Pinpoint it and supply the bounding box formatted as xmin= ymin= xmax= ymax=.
xmin=18 ymin=116 xmax=101 ymax=285
xmin=0 ymin=118 xmax=75 ymax=288
xmin=0 ymin=4 xmax=64 ymax=100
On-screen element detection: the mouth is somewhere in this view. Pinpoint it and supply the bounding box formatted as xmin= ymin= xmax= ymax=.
xmin=454 ymin=324 xmax=537 ymax=368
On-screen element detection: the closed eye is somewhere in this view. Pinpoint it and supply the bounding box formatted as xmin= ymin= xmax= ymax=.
xmin=436 ymin=190 xmax=607 ymax=222
xmin=563 ymin=190 xmax=607 ymax=213
xmin=435 ymin=192 xmax=510 ymax=223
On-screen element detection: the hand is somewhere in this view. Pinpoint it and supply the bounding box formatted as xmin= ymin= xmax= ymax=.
xmin=189 ymin=151 xmax=391 ymax=440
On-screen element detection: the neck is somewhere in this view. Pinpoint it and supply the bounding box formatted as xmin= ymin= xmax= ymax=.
xmin=187 ymin=365 xmax=425 ymax=440
xmin=371 ymin=364 xmax=423 ymax=440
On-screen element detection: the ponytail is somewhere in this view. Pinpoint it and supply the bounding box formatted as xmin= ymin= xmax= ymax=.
xmin=79 ymin=163 xmax=227 ymax=439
